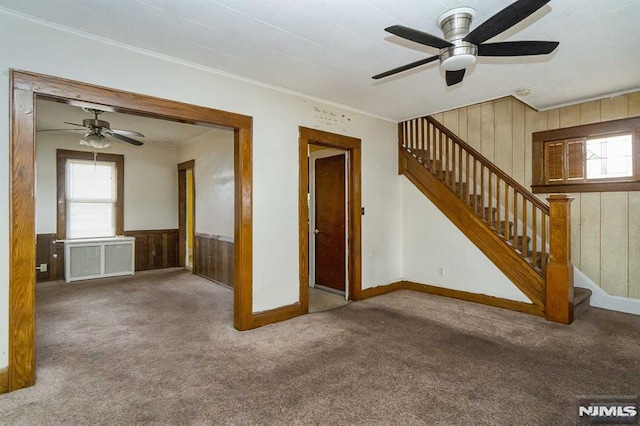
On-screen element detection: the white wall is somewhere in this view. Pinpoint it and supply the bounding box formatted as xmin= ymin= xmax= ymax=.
xmin=178 ymin=129 xmax=234 ymax=238
xmin=402 ymin=179 xmax=531 ymax=303
xmin=36 ymin=133 xmax=179 ymax=234
xmin=0 ymin=11 xmax=403 ymax=367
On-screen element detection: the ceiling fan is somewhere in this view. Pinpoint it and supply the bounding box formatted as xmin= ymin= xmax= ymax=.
xmin=372 ymin=0 xmax=559 ymax=86
xmin=39 ymin=108 xmax=144 ymax=149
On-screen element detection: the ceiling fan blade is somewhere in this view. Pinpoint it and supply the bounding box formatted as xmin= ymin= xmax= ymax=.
xmin=109 ymin=128 xmax=145 ymax=138
xmin=36 ymin=128 xmax=87 ymax=132
xmin=478 ymin=41 xmax=558 ymax=56
xmin=446 ymin=69 xmax=466 ymax=86
xmin=385 ymin=25 xmax=453 ymax=49
xmin=372 ymin=55 xmax=440 ymax=80
xmin=63 ymin=121 xmax=86 ymax=128
xmin=104 ymin=130 xmax=144 ymax=146
xmin=464 ymin=0 xmax=551 ymax=45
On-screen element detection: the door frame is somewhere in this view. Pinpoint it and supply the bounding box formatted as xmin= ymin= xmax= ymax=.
xmin=178 ymin=160 xmax=196 ymax=270
xmin=299 ymin=127 xmax=362 ymax=313
xmin=8 ymin=70 xmax=254 ymax=392
xmin=309 ymin=149 xmax=348 ymax=297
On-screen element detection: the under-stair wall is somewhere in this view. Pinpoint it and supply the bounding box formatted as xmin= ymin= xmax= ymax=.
xmin=432 ymin=93 xmax=640 ymax=302
xmin=402 ymin=178 xmax=532 ymax=304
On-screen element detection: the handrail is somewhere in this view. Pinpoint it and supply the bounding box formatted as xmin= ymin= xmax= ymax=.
xmin=424 ymin=116 xmax=549 ymax=213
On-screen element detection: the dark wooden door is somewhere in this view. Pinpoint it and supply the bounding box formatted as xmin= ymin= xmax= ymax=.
xmin=314 ymin=154 xmax=346 ymax=292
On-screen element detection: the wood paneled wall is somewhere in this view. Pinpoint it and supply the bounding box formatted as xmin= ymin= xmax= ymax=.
xmin=36 ymin=229 xmax=180 ymax=281
xmin=432 ymin=92 xmax=640 ymax=299
xmin=124 ymin=229 xmax=179 ymax=271
xmin=194 ymin=233 xmax=234 ymax=287
xmin=35 ymin=234 xmax=64 ymax=282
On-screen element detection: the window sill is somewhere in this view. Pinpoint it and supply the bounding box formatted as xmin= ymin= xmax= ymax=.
xmin=532 ymin=180 xmax=640 ymax=194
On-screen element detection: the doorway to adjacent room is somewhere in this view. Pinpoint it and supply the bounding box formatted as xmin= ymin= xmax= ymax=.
xmin=298 ymin=127 xmax=362 ymax=314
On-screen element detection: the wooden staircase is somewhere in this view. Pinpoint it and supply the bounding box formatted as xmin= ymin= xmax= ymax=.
xmin=399 ymin=116 xmax=586 ymax=324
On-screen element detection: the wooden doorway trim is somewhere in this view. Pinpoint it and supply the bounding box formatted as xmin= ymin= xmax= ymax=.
xmin=299 ymin=127 xmax=362 ymax=313
xmin=178 ymin=160 xmax=196 ymax=269
xmin=8 ymin=70 xmax=254 ymax=392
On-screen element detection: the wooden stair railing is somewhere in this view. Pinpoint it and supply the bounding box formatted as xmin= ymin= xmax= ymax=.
xmin=399 ymin=116 xmax=575 ymax=324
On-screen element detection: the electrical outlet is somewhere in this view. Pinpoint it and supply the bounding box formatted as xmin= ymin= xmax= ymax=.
xmin=438 ymin=266 xmax=445 ymax=276
xmin=36 ymin=263 xmax=48 ymax=272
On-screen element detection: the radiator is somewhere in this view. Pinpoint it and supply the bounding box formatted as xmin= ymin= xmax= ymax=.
xmin=64 ymin=237 xmax=135 ymax=282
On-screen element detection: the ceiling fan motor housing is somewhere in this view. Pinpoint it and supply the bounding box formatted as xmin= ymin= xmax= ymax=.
xmin=438 ymin=7 xmax=477 ymax=71
xmin=83 ymin=118 xmax=110 ymax=129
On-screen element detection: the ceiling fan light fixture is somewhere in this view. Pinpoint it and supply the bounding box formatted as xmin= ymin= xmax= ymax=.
xmin=441 ymin=52 xmax=476 ymax=71
xmin=80 ymin=132 xmax=111 ymax=149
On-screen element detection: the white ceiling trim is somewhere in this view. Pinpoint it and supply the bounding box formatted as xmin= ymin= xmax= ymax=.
xmin=535 ymin=86 xmax=640 ymax=112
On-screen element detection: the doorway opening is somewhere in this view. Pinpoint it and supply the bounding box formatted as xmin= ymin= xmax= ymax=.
xmin=178 ymin=160 xmax=196 ymax=271
xmin=298 ymin=127 xmax=362 ymax=314
xmin=9 ymin=70 xmax=253 ymax=393
xmin=308 ymin=147 xmax=349 ymax=312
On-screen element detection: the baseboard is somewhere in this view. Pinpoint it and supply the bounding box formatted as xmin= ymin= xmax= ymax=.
xmin=402 ymin=281 xmax=544 ymax=317
xmin=353 ymin=281 xmax=403 ymax=300
xmin=251 ymin=302 xmax=305 ymax=329
xmin=353 ymin=280 xmax=542 ymax=317
xmin=0 ymin=367 xmax=8 ymax=394
xmin=250 ymin=279 xmax=544 ymax=330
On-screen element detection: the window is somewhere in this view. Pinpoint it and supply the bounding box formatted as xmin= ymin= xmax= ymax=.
xmin=586 ymin=134 xmax=633 ymax=179
xmin=66 ymin=159 xmax=116 ymax=238
xmin=532 ymin=117 xmax=640 ymax=193
xmin=57 ymin=150 xmax=124 ymax=239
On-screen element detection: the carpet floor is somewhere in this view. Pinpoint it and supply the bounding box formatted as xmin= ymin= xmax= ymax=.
xmin=1 ymin=269 xmax=639 ymax=425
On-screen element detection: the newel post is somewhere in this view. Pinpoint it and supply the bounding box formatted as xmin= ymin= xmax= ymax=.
xmin=545 ymin=194 xmax=574 ymax=324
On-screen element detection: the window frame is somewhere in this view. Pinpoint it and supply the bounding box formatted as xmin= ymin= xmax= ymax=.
xmin=532 ymin=116 xmax=640 ymax=193
xmin=56 ymin=149 xmax=124 ymax=239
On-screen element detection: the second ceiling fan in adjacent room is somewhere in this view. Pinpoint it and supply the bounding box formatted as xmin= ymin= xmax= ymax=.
xmin=39 ymin=108 xmax=145 ymax=149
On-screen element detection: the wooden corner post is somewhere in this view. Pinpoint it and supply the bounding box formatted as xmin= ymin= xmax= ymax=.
xmin=545 ymin=194 xmax=574 ymax=324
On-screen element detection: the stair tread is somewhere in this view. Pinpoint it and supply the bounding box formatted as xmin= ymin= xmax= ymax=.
xmin=574 ymin=287 xmax=592 ymax=319
xmin=574 ymin=287 xmax=592 ymax=306
xmin=525 ymin=252 xmax=548 ymax=263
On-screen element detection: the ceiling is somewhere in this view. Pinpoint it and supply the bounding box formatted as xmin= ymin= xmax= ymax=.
xmin=3 ymin=0 xmax=640 ymax=121
xmin=36 ymin=99 xmax=223 ymax=147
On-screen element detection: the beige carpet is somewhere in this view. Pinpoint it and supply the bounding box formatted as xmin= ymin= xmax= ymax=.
xmin=1 ymin=268 xmax=639 ymax=425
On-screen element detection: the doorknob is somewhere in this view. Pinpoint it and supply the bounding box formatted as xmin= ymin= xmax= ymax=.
xmin=314 ymin=229 xmax=320 ymax=235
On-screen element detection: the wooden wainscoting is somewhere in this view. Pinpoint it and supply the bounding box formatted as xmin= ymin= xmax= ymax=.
xmin=36 ymin=230 xmax=179 ymax=280
xmin=35 ymin=234 xmax=64 ymax=282
xmin=194 ymin=233 xmax=234 ymax=287
xmin=123 ymin=229 xmax=179 ymax=271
